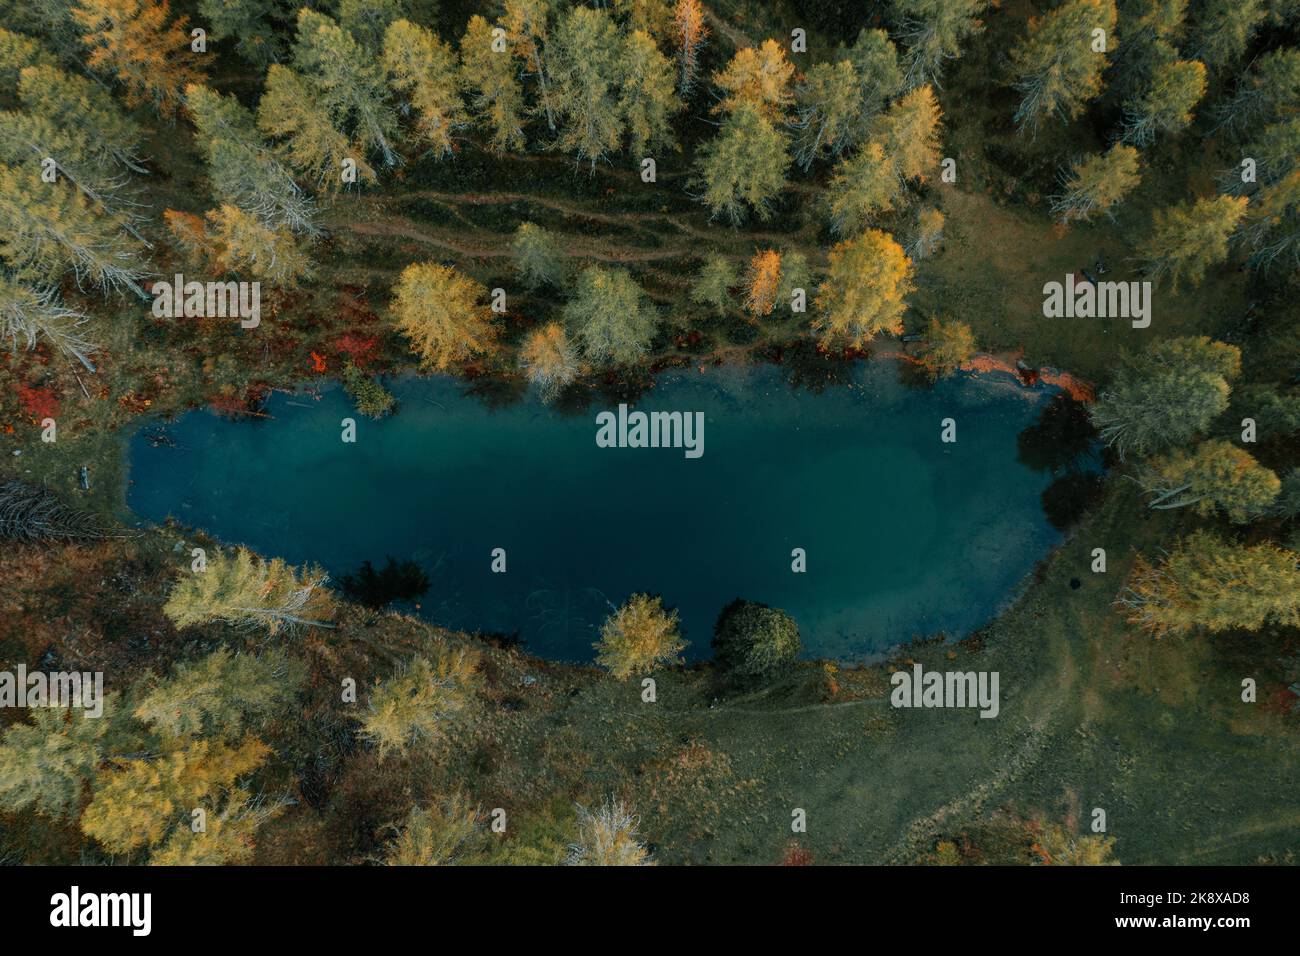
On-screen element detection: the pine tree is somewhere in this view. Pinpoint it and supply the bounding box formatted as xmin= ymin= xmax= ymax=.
xmin=1009 ymin=0 xmax=1118 ymax=131
xmin=594 ymin=593 xmax=685 ymax=679
xmin=186 ymin=83 xmax=317 ymax=234
xmin=259 ymin=65 xmax=373 ymax=189
xmin=1139 ymin=194 xmax=1247 ymax=288
xmin=691 ymin=102 xmax=789 ymax=223
xmin=361 ymin=646 xmax=480 ymax=758
xmin=1138 ymin=440 xmax=1279 ymax=522
xmin=618 ymin=29 xmax=679 ymax=160
xmin=512 ymin=221 xmax=569 ymax=289
xmin=390 ymin=261 xmax=496 ymax=371
xmin=205 ymin=204 xmax=313 ymax=286
xmin=73 ymin=0 xmax=204 ymax=117
xmin=460 ymin=14 xmax=527 ymax=152
xmin=1120 ymin=58 xmax=1206 ymax=145
xmin=563 ymin=265 xmax=659 ymax=365
xmin=162 ymin=546 xmax=335 ymax=635
xmin=813 ymin=230 xmax=914 ymax=347
xmin=0 ymin=276 xmax=98 ymax=370
xmin=1049 ymin=144 xmax=1141 ymax=224
xmin=827 ymin=141 xmax=900 ymax=235
xmin=383 ymin=19 xmax=468 ymax=161
xmin=712 ymin=38 xmax=795 ymax=121
xmin=520 ymin=321 xmax=579 ymax=401
xmin=1119 ymin=532 xmax=1300 ymax=636
xmin=919 ymin=315 xmax=976 ymax=376
xmin=870 ymin=84 xmax=943 ymax=185
xmin=690 ymin=253 xmax=736 ymax=315
xmin=743 ymin=249 xmax=782 ymax=318
xmin=672 ymin=0 xmax=708 ymax=95
xmin=385 ymin=791 xmax=485 ymax=865
xmin=892 ymin=0 xmax=990 ymax=88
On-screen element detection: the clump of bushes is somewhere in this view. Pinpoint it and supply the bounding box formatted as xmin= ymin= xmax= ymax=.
xmin=341 ymin=360 xmax=396 ymax=418
xmin=712 ymin=598 xmax=800 ymax=685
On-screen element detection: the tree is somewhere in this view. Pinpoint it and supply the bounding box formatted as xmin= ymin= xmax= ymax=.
xmin=594 ymin=593 xmax=686 ymax=678
xmin=73 ymin=0 xmax=204 ymax=117
xmin=149 ymin=788 xmax=284 ymax=865
xmin=1089 ymin=335 xmax=1240 ymax=458
xmin=870 ymin=84 xmax=943 ymax=185
xmin=672 ymin=0 xmax=708 ymax=94
xmin=1009 ymin=0 xmax=1118 ymax=131
xmin=460 ymin=14 xmax=527 ymax=152
xmin=892 ymin=0 xmax=990 ymax=88
xmin=1236 ymin=116 xmax=1300 ymax=188
xmin=1139 ymin=195 xmax=1247 ymax=288
xmin=504 ymin=0 xmax=558 ymax=130
xmin=337 ymin=0 xmax=406 ymax=52
xmin=0 ymin=277 xmax=97 ymax=370
xmin=563 ymin=266 xmax=659 ymax=365
xmin=905 ymin=205 xmax=945 ymax=259
xmin=391 ymin=261 xmax=496 ymax=371
xmin=826 ymin=141 xmax=900 ymax=235
xmin=547 ymin=6 xmax=623 ymax=167
xmin=792 ymin=60 xmax=863 ymax=169
xmin=162 ymin=546 xmax=335 ymax=635
xmin=691 ymin=102 xmax=789 ymax=223
xmin=520 ymin=321 xmax=579 ymax=401
xmin=512 ymin=222 xmax=568 ymax=289
xmin=618 ymin=29 xmax=679 ymax=160
xmin=743 ymin=249 xmax=782 ymax=317
xmin=259 ymin=65 xmax=373 ymax=189
xmin=198 ymin=0 xmax=292 ymax=68
xmin=291 ymin=9 xmax=400 ymax=169
xmin=361 ymin=646 xmax=480 ymax=758
xmin=712 ymin=598 xmax=801 ymax=683
xmin=1189 ymin=0 xmax=1266 ymax=71
xmin=1137 ymin=440 xmax=1279 ymax=522
xmin=564 ymin=799 xmax=652 ymax=865
xmin=711 ymin=38 xmax=794 ymax=120
xmin=1119 ymin=532 xmax=1300 ymax=636
xmin=845 ymin=28 xmax=904 ymax=123
xmin=1120 ymin=58 xmax=1206 ymax=145
xmin=204 ymin=204 xmax=313 ymax=286
xmin=1214 ymin=48 xmax=1300 ymax=135
xmin=132 ymin=646 xmax=304 ymax=741
xmin=918 ymin=315 xmax=976 ymax=376
xmin=690 ymin=253 xmax=735 ymax=315
xmin=776 ymin=250 xmax=811 ymax=312
xmin=385 ymin=791 xmax=485 ymax=865
xmin=813 ymin=230 xmax=914 ymax=348
xmin=0 ymin=480 xmax=112 ymax=541
xmin=0 ymin=28 xmax=57 ymax=91
xmin=1049 ymin=145 xmax=1141 ymax=224
xmin=185 ymin=83 xmax=317 ymax=234
xmin=1239 ymin=169 xmax=1300 ymax=269
xmin=384 ymin=19 xmax=468 ymax=161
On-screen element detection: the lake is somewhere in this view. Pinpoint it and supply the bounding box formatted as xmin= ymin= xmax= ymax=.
xmin=126 ymin=361 xmax=1084 ymax=662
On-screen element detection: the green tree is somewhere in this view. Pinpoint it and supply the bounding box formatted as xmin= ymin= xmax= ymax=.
xmin=1049 ymin=144 xmax=1141 ymax=224
xmin=563 ymin=265 xmax=659 ymax=365
xmin=870 ymin=84 xmax=943 ymax=185
xmin=618 ymin=28 xmax=679 ymax=160
xmin=1139 ymin=194 xmax=1247 ymax=288
xmin=162 ymin=546 xmax=335 ymax=634
xmin=1240 ymin=169 xmax=1300 ymax=268
xmin=337 ymin=0 xmax=406 ymax=51
xmin=777 ymin=250 xmax=811 ymax=312
xmin=198 ymin=0 xmax=292 ymax=68
xmin=384 ymin=19 xmax=468 ymax=160
xmin=391 ymin=261 xmax=496 ymax=371
xmin=385 ymin=791 xmax=485 ymax=865
xmin=690 ymin=253 xmax=736 ymax=315
xmin=1120 ymin=57 xmax=1206 ymax=145
xmin=712 ymin=598 xmax=801 ymax=683
xmin=595 ymin=593 xmax=686 ymax=679
xmin=460 ymin=14 xmax=527 ymax=152
xmin=149 ymin=788 xmax=285 ymax=865
xmin=512 ymin=221 xmax=569 ymax=289
xmin=826 ymin=141 xmax=900 ymax=235
xmin=1009 ymin=0 xmax=1118 ymax=131
xmin=792 ymin=60 xmax=863 ymax=169
xmin=671 ymin=0 xmax=708 ymax=95
xmin=1214 ymin=48 xmax=1300 ymax=134
xmin=1138 ymin=439 xmax=1279 ymax=521
xmin=1236 ymin=116 xmax=1300 ymax=188
xmin=919 ymin=315 xmax=976 ymax=376
xmin=893 ymin=0 xmax=990 ymax=88
xmin=361 ymin=646 xmax=481 ymax=758
xmin=845 ymin=28 xmax=904 ymax=122
xmin=1090 ymin=335 xmax=1240 ymax=458
xmin=1189 ymin=0 xmax=1266 ymax=71
xmin=259 ymin=64 xmax=372 ymax=189
xmin=813 ymin=229 xmax=914 ymax=347
xmin=547 ymin=6 xmax=623 ymax=167
xmin=691 ymin=102 xmax=789 ymax=223
xmin=1119 ymin=531 xmax=1300 ymax=636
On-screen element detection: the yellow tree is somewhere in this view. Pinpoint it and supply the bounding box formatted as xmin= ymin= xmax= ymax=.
xmin=163 ymin=546 xmax=334 ymax=635
xmin=520 ymin=321 xmax=580 ymax=401
xmin=919 ymin=315 xmax=976 ymax=377
xmin=384 ymin=19 xmax=468 ymax=160
xmin=460 ymin=14 xmax=527 ymax=152
xmin=361 ymin=646 xmax=481 ymax=758
xmin=73 ymin=0 xmax=203 ymax=117
xmin=672 ymin=0 xmax=708 ymax=94
xmin=594 ymin=593 xmax=686 ymax=679
xmin=712 ymin=38 xmax=794 ymax=121
xmin=385 ymin=791 xmax=485 ymax=865
xmin=743 ymin=249 xmax=782 ymax=318
xmin=391 ymin=261 xmax=496 ymax=370
xmin=205 ymin=204 xmax=314 ymax=286
xmin=564 ymin=799 xmax=653 ymax=865
xmin=813 ymin=230 xmax=914 ymax=347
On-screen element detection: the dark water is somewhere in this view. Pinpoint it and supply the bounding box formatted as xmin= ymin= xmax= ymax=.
xmin=126 ymin=363 xmax=1079 ymax=662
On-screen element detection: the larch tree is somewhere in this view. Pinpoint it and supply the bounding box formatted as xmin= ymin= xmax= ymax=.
xmin=792 ymin=60 xmax=864 ymax=169
xmin=711 ymin=38 xmax=795 ymax=121
xmin=813 ymin=229 xmax=914 ymax=348
xmin=520 ymin=321 xmax=580 ymax=401
xmin=1138 ymin=194 xmax=1247 ymax=288
xmin=1119 ymin=532 xmax=1300 ymax=637
xmin=73 ymin=0 xmax=204 ymax=117
xmin=337 ymin=0 xmax=407 ymax=51
xmin=1236 ymin=117 xmax=1300 ymax=189
xmin=162 ymin=546 xmax=335 ymax=635
xmin=565 ymin=799 xmax=653 ymax=865
xmin=459 ymin=14 xmax=527 ymax=153
xmin=1008 ymin=0 xmax=1118 ymax=131
xmin=612 ymin=0 xmax=674 ymax=41
xmin=594 ymin=593 xmax=686 ymax=679
xmin=1138 ymin=440 xmax=1280 ymax=522
xmin=690 ymin=253 xmax=736 ymax=315
xmin=547 ymin=6 xmax=624 ymax=167
xmin=361 ymin=646 xmax=481 ymax=758
xmin=672 ymin=0 xmax=708 ymax=95
xmin=826 ymin=141 xmax=901 ymax=236
xmin=197 ymin=0 xmax=293 ymax=68
xmin=743 ymin=249 xmax=782 ymax=318
xmin=259 ymin=64 xmax=373 ymax=189
xmin=618 ymin=28 xmax=680 ymax=160
xmin=512 ymin=221 xmax=569 ymax=289
xmin=383 ymin=19 xmax=468 ymax=161
xmin=691 ymin=101 xmax=789 ymax=223
xmin=1120 ymin=57 xmax=1206 ymax=146
xmin=0 ymin=28 xmax=56 ymax=91
xmin=712 ymin=599 xmax=801 ymax=684
xmin=1240 ymin=169 xmax=1300 ymax=268
xmin=919 ymin=315 xmax=976 ymax=377
xmin=905 ymin=205 xmax=945 ymax=259
xmin=892 ymin=0 xmax=990 ymax=89
xmin=503 ymin=0 xmax=558 ymax=131
xmin=385 ymin=791 xmax=485 ymax=865
xmin=1049 ymin=144 xmax=1141 ymax=225
xmin=1213 ymin=48 xmax=1300 ymax=135
xmin=0 ymin=276 xmax=97 ymax=370
xmin=0 ymin=3 xmax=81 ymax=63
xmin=871 ymin=84 xmax=943 ymax=186
xmin=150 ymin=788 xmax=285 ymax=865
xmin=390 ymin=261 xmax=496 ymax=371
xmin=563 ymin=265 xmax=659 ymax=365
xmin=1188 ymin=0 xmax=1266 ymax=72
xmin=205 ymin=204 xmax=313 ymax=286
xmin=776 ymin=250 xmax=811 ymax=313
xmin=845 ymin=28 xmax=904 ymax=122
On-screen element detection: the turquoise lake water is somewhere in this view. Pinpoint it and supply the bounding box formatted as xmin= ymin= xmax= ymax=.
xmin=125 ymin=362 xmax=1075 ymax=662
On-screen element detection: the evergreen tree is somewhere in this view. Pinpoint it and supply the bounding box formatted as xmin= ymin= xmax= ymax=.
xmin=690 ymin=253 xmax=736 ymax=315
xmin=162 ymin=546 xmax=335 ymax=635
xmin=460 ymin=14 xmax=527 ymax=152
xmin=1138 ymin=439 xmax=1279 ymax=521
xmin=691 ymin=102 xmax=789 ymax=223
xmin=1139 ymin=194 xmax=1247 ymax=287
xmin=1009 ymin=0 xmax=1118 ymax=131
xmin=893 ymin=0 xmax=990 ymax=88
xmin=1240 ymin=169 xmax=1300 ymax=268
xmin=1236 ymin=116 xmax=1300 ymax=188
xmin=813 ymin=229 xmax=914 ymax=347
xmin=520 ymin=321 xmax=580 ymax=401
xmin=1049 ymin=144 xmax=1141 ymax=225
xmin=361 ymin=646 xmax=480 ymax=758
xmin=383 ymin=19 xmax=468 ymax=161
xmin=390 ymin=261 xmax=496 ymax=371
xmin=197 ymin=0 xmax=293 ymax=68
xmin=1120 ymin=58 xmax=1206 ymax=145
xmin=1214 ymin=48 xmax=1300 ymax=135
xmin=512 ymin=221 xmax=568 ymax=289
xmin=337 ymin=0 xmax=406 ymax=52
xmin=1188 ymin=0 xmax=1266 ymax=71
xmin=594 ymin=593 xmax=686 ymax=679
xmin=563 ymin=265 xmax=659 ymax=364
xmin=711 ymin=38 xmax=795 ymax=121
xmin=0 ymin=28 xmax=56 ymax=93
xmin=73 ymin=0 xmax=204 ymax=117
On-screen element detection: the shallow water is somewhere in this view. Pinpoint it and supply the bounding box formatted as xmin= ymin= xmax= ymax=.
xmin=126 ymin=362 xmax=1076 ymax=662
